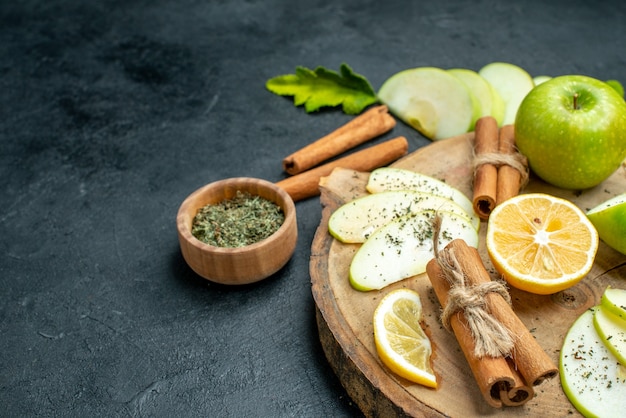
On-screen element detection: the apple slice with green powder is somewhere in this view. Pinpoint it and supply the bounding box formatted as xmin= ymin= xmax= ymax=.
xmin=349 ymin=210 xmax=478 ymax=291
xmin=560 ymin=307 xmax=626 ymax=417
xmin=601 ymin=287 xmax=626 ymax=320
xmin=366 ymin=167 xmax=475 ymax=217
xmin=479 ymin=62 xmax=534 ymax=125
xmin=328 ymin=190 xmax=479 ymax=244
xmin=377 ymin=67 xmax=477 ymax=140
xmin=593 ymin=305 xmax=626 ymax=365
xmin=448 ymin=68 xmax=505 ymax=127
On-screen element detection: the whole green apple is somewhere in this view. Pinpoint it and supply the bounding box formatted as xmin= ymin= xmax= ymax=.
xmin=515 ymin=75 xmax=626 ymax=190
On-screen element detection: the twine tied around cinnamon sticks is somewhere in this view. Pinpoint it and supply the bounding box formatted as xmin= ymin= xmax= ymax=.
xmin=437 ymin=247 xmax=514 ymax=358
xmin=428 ymin=219 xmax=558 ymax=408
xmin=473 ymin=152 xmax=528 ymax=188
xmin=472 ymin=117 xmax=529 ymax=219
xmin=432 ymin=215 xmax=515 ymax=359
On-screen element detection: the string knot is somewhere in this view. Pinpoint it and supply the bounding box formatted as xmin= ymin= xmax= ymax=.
xmin=437 ymin=246 xmax=514 ymax=358
xmin=473 ymin=151 xmax=530 ymax=189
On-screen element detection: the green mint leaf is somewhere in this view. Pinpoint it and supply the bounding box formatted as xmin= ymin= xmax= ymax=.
xmin=266 ymin=63 xmax=378 ymax=114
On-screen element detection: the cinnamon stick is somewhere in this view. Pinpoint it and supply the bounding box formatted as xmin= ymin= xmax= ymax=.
xmin=427 ymin=255 xmax=533 ymax=408
xmin=282 ymin=105 xmax=396 ymax=175
xmin=276 ymin=136 xmax=408 ymax=202
xmin=472 ymin=116 xmax=499 ymax=220
xmin=496 ymin=124 xmax=525 ymax=205
xmin=427 ymin=239 xmax=557 ymax=407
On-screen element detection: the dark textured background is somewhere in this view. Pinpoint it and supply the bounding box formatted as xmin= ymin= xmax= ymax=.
xmin=1 ymin=0 xmax=625 ymax=416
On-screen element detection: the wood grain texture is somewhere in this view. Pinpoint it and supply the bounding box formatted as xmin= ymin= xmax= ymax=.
xmin=311 ymin=132 xmax=626 ymax=417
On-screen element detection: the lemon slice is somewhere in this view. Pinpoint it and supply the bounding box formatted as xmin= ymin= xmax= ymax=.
xmin=373 ymin=289 xmax=437 ymax=388
xmin=486 ymin=193 xmax=599 ymax=295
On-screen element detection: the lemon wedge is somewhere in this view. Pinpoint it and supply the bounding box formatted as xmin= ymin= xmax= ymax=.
xmin=373 ymin=289 xmax=437 ymax=388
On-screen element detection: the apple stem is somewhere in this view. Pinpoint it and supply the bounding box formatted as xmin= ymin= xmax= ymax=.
xmin=573 ymin=93 xmax=579 ymax=110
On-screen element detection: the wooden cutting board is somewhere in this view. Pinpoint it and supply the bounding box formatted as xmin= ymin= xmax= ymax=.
xmin=310 ymin=132 xmax=626 ymax=417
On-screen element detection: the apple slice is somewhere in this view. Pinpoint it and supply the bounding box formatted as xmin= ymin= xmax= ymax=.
xmin=560 ymin=307 xmax=626 ymax=418
xmin=601 ymin=287 xmax=626 ymax=320
xmin=349 ymin=210 xmax=479 ymax=291
xmin=328 ymin=190 xmax=479 ymax=243
xmin=606 ymin=79 xmax=625 ymax=98
xmin=486 ymin=79 xmax=506 ymax=127
xmin=366 ymin=167 xmax=475 ymax=218
xmin=593 ymin=305 xmax=626 ymax=365
xmin=448 ymin=68 xmax=505 ymax=127
xmin=478 ymin=62 xmax=534 ymax=125
xmin=533 ymin=75 xmax=552 ymax=86
xmin=587 ymin=193 xmax=626 ymax=255
xmin=377 ymin=67 xmax=477 ymax=140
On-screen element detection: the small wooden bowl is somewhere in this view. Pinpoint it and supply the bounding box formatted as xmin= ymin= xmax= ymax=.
xmin=176 ymin=177 xmax=298 ymax=285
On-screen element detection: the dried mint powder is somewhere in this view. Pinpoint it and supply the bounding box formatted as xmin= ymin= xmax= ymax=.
xmin=191 ymin=190 xmax=285 ymax=248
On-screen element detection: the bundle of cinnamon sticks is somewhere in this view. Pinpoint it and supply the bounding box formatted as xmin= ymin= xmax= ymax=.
xmin=426 ymin=238 xmax=558 ymax=408
xmin=472 ymin=116 xmax=529 ymax=219
xmin=275 ymin=105 xmax=408 ymax=201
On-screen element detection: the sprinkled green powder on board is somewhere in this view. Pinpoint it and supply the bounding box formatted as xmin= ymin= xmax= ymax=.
xmin=191 ymin=191 xmax=284 ymax=247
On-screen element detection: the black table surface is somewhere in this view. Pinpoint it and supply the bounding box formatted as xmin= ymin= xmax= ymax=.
xmin=2 ymin=0 xmax=625 ymax=416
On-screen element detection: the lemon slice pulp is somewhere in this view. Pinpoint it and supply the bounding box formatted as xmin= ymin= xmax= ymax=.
xmin=486 ymin=193 xmax=598 ymax=295
xmin=373 ymin=289 xmax=437 ymax=388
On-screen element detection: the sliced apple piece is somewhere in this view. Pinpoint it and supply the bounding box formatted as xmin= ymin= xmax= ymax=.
xmin=486 ymin=78 xmax=506 ymax=126
xmin=478 ymin=62 xmax=534 ymax=125
xmin=601 ymin=287 xmax=626 ymax=320
xmin=560 ymin=308 xmax=626 ymax=418
xmin=606 ymin=79 xmax=625 ymax=98
xmin=349 ymin=210 xmax=479 ymax=291
xmin=378 ymin=67 xmax=477 ymax=140
xmin=532 ymin=75 xmax=552 ymax=86
xmin=366 ymin=167 xmax=475 ymax=218
xmin=328 ymin=190 xmax=479 ymax=243
xmin=593 ymin=305 xmax=626 ymax=365
xmin=448 ymin=68 xmax=504 ymax=128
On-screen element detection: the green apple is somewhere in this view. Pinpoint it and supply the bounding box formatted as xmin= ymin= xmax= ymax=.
xmin=515 ymin=75 xmax=626 ymax=190
xmin=366 ymin=167 xmax=475 ymax=217
xmin=560 ymin=307 xmax=626 ymax=418
xmin=349 ymin=210 xmax=478 ymax=291
xmin=593 ymin=305 xmax=626 ymax=365
xmin=328 ymin=190 xmax=479 ymax=244
xmin=378 ymin=67 xmax=477 ymax=140
xmin=448 ymin=68 xmax=505 ymax=128
xmin=587 ymin=193 xmax=626 ymax=255
xmin=478 ymin=62 xmax=534 ymax=125
xmin=601 ymin=286 xmax=626 ymax=320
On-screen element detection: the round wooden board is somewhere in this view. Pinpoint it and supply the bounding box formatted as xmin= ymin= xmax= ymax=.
xmin=310 ymin=132 xmax=626 ymax=417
